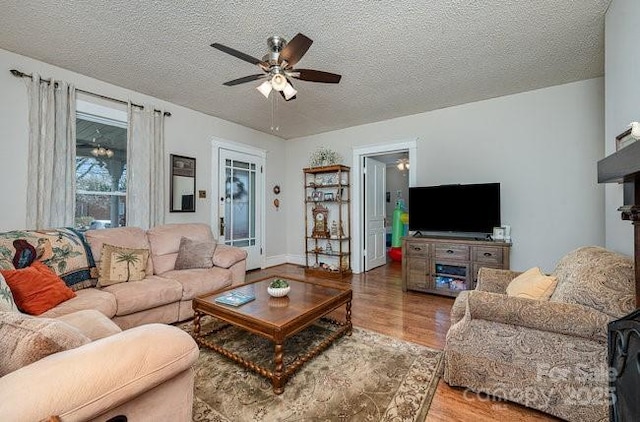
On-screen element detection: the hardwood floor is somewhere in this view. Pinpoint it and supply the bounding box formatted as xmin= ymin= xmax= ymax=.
xmin=247 ymin=262 xmax=558 ymax=422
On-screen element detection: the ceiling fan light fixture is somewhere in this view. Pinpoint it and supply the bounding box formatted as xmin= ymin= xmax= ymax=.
xmin=271 ymin=73 xmax=287 ymax=91
xmin=283 ymin=82 xmax=297 ymax=100
xmin=256 ymin=80 xmax=273 ymax=98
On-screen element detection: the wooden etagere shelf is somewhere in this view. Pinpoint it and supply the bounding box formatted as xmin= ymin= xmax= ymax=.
xmin=303 ymin=165 xmax=352 ymax=280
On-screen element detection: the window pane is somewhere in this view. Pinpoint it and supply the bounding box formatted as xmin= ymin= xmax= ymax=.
xmin=75 ymin=116 xmax=127 ymax=231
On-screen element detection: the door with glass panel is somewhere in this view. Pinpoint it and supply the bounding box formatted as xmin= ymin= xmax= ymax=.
xmin=218 ymin=149 xmax=263 ymax=270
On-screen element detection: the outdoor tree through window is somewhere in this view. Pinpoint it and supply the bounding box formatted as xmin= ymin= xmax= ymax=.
xmin=75 ymin=104 xmax=127 ymax=231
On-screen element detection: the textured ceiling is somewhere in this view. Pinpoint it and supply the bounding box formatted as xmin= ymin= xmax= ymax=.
xmin=0 ymin=0 xmax=611 ymax=139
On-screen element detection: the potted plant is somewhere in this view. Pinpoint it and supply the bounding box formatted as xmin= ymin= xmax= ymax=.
xmin=267 ymin=278 xmax=291 ymax=297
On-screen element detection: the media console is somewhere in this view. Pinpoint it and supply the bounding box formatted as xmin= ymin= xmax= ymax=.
xmin=401 ymin=235 xmax=511 ymax=297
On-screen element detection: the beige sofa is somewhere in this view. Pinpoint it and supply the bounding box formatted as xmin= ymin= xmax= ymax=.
xmin=444 ymin=246 xmax=635 ymax=421
xmin=40 ymin=223 xmax=247 ymax=329
xmin=0 ymin=309 xmax=199 ymax=421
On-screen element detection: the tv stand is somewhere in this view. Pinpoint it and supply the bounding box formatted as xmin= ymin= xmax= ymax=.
xmin=401 ymin=236 xmax=511 ymax=297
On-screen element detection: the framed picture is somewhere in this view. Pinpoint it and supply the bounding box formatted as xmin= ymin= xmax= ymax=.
xmin=324 ymin=192 xmax=334 ymax=201
xmin=311 ymin=190 xmax=323 ymax=202
xmin=492 ymin=226 xmax=505 ymax=240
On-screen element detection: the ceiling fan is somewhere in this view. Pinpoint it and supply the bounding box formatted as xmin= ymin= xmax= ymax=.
xmin=211 ymin=33 xmax=342 ymax=101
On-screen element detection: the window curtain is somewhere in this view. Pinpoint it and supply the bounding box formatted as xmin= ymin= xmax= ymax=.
xmin=26 ymin=74 xmax=76 ymax=229
xmin=126 ymin=103 xmax=166 ymax=229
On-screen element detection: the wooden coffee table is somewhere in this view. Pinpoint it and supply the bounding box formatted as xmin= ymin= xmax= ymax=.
xmin=192 ymin=275 xmax=352 ymax=394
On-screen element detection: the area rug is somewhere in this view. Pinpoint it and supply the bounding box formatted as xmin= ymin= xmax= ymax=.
xmin=180 ymin=317 xmax=443 ymax=422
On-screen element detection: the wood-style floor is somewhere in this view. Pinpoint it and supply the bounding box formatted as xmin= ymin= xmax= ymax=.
xmin=246 ymin=262 xmax=557 ymax=422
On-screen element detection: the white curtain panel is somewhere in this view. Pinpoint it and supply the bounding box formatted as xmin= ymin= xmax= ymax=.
xmin=26 ymin=74 xmax=76 ymax=229
xmin=127 ymin=103 xmax=166 ymax=229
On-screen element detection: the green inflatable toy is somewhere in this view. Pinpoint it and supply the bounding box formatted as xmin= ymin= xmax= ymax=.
xmin=391 ymin=201 xmax=405 ymax=248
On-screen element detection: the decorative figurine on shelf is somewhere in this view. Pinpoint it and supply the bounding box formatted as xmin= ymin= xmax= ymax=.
xmin=330 ymin=220 xmax=339 ymax=238
xmin=340 ymin=254 xmax=349 ymax=271
xmin=312 ymin=205 xmax=330 ymax=238
xmin=325 ymin=241 xmax=333 ymax=254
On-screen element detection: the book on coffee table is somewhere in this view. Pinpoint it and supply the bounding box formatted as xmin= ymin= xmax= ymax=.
xmin=214 ymin=291 xmax=255 ymax=307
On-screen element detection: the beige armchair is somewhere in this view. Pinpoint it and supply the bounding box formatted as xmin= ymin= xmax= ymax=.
xmin=444 ymin=247 xmax=635 ymax=422
xmin=0 ymin=310 xmax=199 ymax=422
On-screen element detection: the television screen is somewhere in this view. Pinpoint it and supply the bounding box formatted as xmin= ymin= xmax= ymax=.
xmin=408 ymin=183 xmax=500 ymax=234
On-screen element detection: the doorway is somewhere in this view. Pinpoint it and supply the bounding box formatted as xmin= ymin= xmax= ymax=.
xmin=212 ymin=139 xmax=266 ymax=270
xmin=352 ymin=139 xmax=417 ymax=274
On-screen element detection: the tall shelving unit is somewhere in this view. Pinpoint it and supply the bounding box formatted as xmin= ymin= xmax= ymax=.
xmin=303 ymin=165 xmax=352 ymax=280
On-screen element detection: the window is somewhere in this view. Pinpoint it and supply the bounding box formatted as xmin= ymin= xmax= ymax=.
xmin=75 ymin=101 xmax=127 ymax=231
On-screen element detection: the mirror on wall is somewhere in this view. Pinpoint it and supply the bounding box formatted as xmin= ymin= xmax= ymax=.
xmin=170 ymin=154 xmax=196 ymax=212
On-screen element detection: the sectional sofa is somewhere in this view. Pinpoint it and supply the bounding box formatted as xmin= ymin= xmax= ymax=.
xmin=0 ymin=222 xmax=247 ymax=421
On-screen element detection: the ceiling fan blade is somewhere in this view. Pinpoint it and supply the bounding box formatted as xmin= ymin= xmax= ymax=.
xmin=211 ymin=43 xmax=268 ymax=67
xmin=280 ymin=33 xmax=313 ymax=67
xmin=292 ymin=69 xmax=342 ymax=84
xmin=222 ymin=74 xmax=266 ymax=86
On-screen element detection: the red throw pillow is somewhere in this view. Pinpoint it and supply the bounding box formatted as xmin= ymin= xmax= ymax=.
xmin=1 ymin=261 xmax=76 ymax=315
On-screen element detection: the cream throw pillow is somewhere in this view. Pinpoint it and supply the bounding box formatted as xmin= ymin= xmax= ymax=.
xmin=0 ymin=311 xmax=91 ymax=376
xmin=98 ymin=244 xmax=150 ymax=287
xmin=506 ymin=267 xmax=558 ymax=300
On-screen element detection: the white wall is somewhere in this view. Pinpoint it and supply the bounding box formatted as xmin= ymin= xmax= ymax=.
xmin=604 ymin=0 xmax=640 ymax=256
xmin=286 ymin=79 xmax=605 ymax=272
xmin=0 ymin=48 xmax=288 ymax=262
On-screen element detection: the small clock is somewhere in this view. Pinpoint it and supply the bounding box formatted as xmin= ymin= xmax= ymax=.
xmin=312 ymin=205 xmax=330 ymax=238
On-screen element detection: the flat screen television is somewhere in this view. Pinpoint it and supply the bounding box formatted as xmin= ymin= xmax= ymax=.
xmin=408 ymin=183 xmax=500 ymax=234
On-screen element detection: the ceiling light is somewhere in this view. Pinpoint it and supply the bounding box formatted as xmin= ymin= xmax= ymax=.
xmin=257 ymin=81 xmax=272 ymax=98
xmin=283 ymin=82 xmax=297 ymax=100
xmin=91 ymin=145 xmax=114 ymax=158
xmin=271 ymin=74 xmax=287 ymax=91
xmin=396 ymin=158 xmax=409 ymax=171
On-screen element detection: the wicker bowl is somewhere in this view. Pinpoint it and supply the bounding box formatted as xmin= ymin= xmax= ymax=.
xmin=267 ymin=286 xmax=290 ymax=297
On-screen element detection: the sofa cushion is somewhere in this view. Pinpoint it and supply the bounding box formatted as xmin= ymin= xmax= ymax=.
xmin=0 ymin=311 xmax=91 ymax=376
xmin=0 ymin=228 xmax=98 ymax=291
xmin=1 ymin=261 xmax=76 ymax=315
xmin=85 ymin=227 xmax=153 ymax=275
xmin=506 ymin=267 xmax=557 ymax=300
xmin=551 ymin=246 xmax=635 ymax=318
xmin=39 ymin=288 xmax=118 ymax=319
xmin=0 ymin=273 xmax=18 ymax=312
xmin=174 ymin=237 xmax=216 ymax=270
xmin=102 ymin=276 xmax=183 ymax=316
xmin=160 ymin=267 xmax=233 ymax=300
xmin=147 ymin=223 xmax=214 ymax=274
xmin=55 ymin=309 xmax=122 ymax=341
xmin=98 ymin=244 xmax=150 ymax=287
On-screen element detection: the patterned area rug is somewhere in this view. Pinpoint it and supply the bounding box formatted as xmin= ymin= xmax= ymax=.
xmin=180 ymin=317 xmax=443 ymax=422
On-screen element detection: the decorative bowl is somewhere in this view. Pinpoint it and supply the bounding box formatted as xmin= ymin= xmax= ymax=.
xmin=267 ymin=286 xmax=291 ymax=297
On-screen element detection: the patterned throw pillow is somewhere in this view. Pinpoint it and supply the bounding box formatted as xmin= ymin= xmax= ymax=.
xmin=1 ymin=261 xmax=77 ymax=315
xmin=0 ymin=311 xmax=91 ymax=376
xmin=174 ymin=237 xmax=217 ymax=270
xmin=98 ymin=244 xmax=149 ymax=287
xmin=0 ymin=273 xmax=18 ymax=312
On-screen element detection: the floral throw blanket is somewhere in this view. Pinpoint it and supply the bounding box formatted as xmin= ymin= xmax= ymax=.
xmin=0 ymin=228 xmax=98 ymax=291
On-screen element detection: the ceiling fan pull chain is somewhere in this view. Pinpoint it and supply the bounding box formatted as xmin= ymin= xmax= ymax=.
xmin=270 ymin=94 xmax=279 ymax=132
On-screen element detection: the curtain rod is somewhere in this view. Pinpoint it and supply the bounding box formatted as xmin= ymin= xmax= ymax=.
xmin=9 ymin=69 xmax=171 ymax=117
